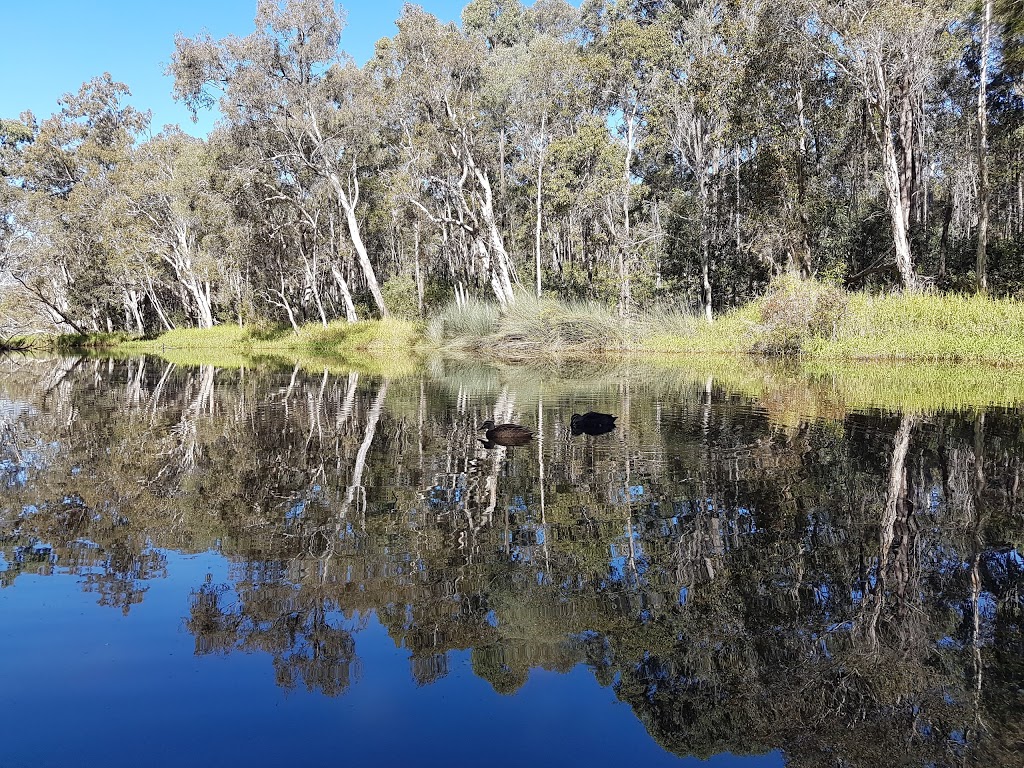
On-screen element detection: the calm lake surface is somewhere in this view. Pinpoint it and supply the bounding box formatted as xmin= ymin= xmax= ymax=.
xmin=1 ymin=355 xmax=1021 ymax=767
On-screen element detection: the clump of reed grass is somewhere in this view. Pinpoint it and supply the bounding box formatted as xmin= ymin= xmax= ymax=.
xmin=492 ymin=295 xmax=632 ymax=354
xmin=430 ymin=293 xmax=642 ymax=356
xmin=425 ymin=299 xmax=500 ymax=345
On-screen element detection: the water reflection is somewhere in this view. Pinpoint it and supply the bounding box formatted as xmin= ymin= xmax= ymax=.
xmin=1 ymin=355 xmax=1022 ymax=766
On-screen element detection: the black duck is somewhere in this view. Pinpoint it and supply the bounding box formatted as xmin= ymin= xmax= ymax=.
xmin=479 ymin=419 xmax=534 ymax=447
xmin=570 ymin=411 xmax=617 ymax=436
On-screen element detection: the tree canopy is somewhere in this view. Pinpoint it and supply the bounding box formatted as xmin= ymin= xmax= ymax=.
xmin=2 ymin=0 xmax=1023 ymax=333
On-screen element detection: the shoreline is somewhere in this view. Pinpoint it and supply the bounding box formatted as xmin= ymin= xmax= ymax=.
xmin=26 ymin=285 xmax=1024 ymax=367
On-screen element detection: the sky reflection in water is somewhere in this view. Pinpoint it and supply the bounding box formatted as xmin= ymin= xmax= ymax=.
xmin=0 ymin=355 xmax=1021 ymax=767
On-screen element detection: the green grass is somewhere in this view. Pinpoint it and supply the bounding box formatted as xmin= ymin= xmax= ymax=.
xmin=45 ymin=319 xmax=423 ymax=378
xmin=113 ymin=318 xmax=421 ymax=355
xmin=36 ymin=282 xmax=1024 ymax=367
xmin=820 ymin=291 xmax=1024 ymax=362
xmin=642 ymin=279 xmax=1024 ymax=364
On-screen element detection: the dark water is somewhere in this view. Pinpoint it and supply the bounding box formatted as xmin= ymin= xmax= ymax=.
xmin=1 ymin=356 xmax=1021 ymax=767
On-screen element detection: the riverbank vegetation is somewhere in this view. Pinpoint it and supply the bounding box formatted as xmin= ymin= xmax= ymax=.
xmin=50 ymin=279 xmax=1024 ymax=365
xmin=2 ymin=0 xmax=1024 ymax=347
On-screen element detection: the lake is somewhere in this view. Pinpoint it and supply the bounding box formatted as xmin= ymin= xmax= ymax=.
xmin=1 ymin=354 xmax=1021 ymax=767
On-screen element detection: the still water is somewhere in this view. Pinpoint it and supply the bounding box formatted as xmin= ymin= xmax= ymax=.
xmin=1 ymin=355 xmax=1021 ymax=767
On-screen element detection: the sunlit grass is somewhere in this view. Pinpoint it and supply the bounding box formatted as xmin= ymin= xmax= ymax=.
xmin=642 ymin=282 xmax=1024 ymax=363
xmin=820 ymin=291 xmax=1024 ymax=362
xmin=97 ymin=319 xmax=424 ymax=377
xmin=116 ymin=318 xmax=421 ymax=353
xmin=37 ymin=283 xmax=1024 ymax=367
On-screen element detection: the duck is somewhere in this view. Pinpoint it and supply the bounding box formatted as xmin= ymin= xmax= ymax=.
xmin=479 ymin=419 xmax=534 ymax=447
xmin=570 ymin=411 xmax=617 ymax=436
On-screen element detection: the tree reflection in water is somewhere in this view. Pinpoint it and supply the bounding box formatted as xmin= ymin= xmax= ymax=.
xmin=1 ymin=355 xmax=1022 ymax=765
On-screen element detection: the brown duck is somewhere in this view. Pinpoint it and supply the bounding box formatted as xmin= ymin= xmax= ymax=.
xmin=479 ymin=419 xmax=534 ymax=448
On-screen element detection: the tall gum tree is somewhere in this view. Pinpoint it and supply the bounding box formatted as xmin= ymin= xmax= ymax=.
xmin=820 ymin=0 xmax=952 ymax=290
xmin=11 ymin=75 xmax=149 ymax=332
xmin=491 ymin=9 xmax=584 ymax=298
xmin=170 ymin=0 xmax=389 ymax=318
xmin=652 ymin=4 xmax=740 ymax=322
xmin=976 ymin=0 xmax=993 ymax=292
xmin=374 ymin=6 xmax=517 ymax=306
xmin=585 ymin=7 xmax=672 ymax=316
xmin=113 ymin=130 xmax=230 ymax=329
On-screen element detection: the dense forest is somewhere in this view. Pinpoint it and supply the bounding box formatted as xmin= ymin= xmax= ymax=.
xmin=1 ymin=0 xmax=1023 ymax=335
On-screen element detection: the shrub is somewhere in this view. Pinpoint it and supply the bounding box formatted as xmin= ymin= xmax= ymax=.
xmin=382 ymin=273 xmax=422 ymax=320
xmin=752 ymin=276 xmax=848 ymax=356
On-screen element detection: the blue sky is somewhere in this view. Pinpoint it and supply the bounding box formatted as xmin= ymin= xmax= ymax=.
xmin=1 ymin=0 xmax=472 ymax=137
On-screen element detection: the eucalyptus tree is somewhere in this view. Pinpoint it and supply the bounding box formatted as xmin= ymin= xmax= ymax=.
xmin=0 ymin=119 xmax=34 ymax=329
xmin=500 ymin=14 xmax=585 ymax=297
xmin=583 ymin=3 xmax=673 ymax=315
xmin=374 ymin=6 xmax=517 ymax=306
xmin=112 ymin=129 xmax=231 ymax=329
xmin=170 ymin=0 xmax=389 ymax=318
xmin=817 ymin=0 xmax=957 ymax=290
xmin=723 ymin=0 xmax=827 ymax=279
xmin=649 ymin=3 xmax=743 ymax=321
xmin=977 ymin=0 xmax=994 ymax=291
xmin=7 ymin=75 xmax=149 ymax=332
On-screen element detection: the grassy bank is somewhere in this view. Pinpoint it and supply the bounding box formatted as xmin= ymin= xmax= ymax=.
xmin=431 ymin=281 xmax=1024 ymax=364
xmin=47 ymin=319 xmax=424 ymax=377
xmin=643 ymin=280 xmax=1024 ymax=362
xmin=37 ymin=280 xmax=1024 ymax=365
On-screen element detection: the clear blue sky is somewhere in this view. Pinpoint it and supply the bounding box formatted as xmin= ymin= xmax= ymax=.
xmin=1 ymin=0 xmax=473 ymax=137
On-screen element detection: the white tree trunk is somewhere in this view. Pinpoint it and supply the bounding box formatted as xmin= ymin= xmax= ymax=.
xmin=330 ymin=172 xmax=389 ymax=318
xmin=535 ymin=110 xmax=547 ymax=299
xmin=976 ymin=0 xmax=992 ymax=292
xmin=474 ymin=167 xmax=515 ymax=306
xmin=872 ymin=58 xmax=918 ymax=290
xmin=330 ymin=264 xmax=359 ymax=323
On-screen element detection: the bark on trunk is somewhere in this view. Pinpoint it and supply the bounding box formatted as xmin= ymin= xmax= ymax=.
xmin=329 ymin=169 xmax=388 ymax=318
xmin=873 ymin=60 xmax=918 ymax=290
xmin=330 ymin=264 xmax=358 ymax=323
xmin=535 ymin=110 xmax=547 ymax=299
xmin=976 ymin=0 xmax=992 ymax=293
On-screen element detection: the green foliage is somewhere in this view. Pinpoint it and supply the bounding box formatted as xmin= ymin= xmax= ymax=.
xmin=50 ymin=331 xmax=139 ymax=352
xmin=0 ymin=336 xmax=32 ymax=353
xmin=751 ymin=276 xmax=848 ymax=356
xmin=381 ymin=272 xmax=421 ymax=320
xmin=3 ymin=0 xmax=1024 ymax=352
